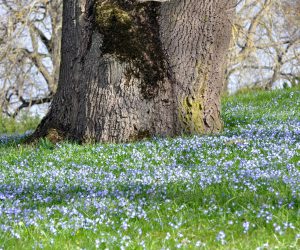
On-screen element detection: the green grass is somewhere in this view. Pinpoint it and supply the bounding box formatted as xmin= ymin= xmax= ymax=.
xmin=0 ymin=113 xmax=40 ymax=134
xmin=0 ymin=86 xmax=300 ymax=249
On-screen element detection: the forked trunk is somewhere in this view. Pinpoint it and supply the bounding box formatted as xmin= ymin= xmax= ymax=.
xmin=29 ymin=0 xmax=234 ymax=143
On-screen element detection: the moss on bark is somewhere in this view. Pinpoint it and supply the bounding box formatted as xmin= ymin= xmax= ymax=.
xmin=179 ymin=96 xmax=204 ymax=134
xmin=94 ymin=0 xmax=166 ymax=98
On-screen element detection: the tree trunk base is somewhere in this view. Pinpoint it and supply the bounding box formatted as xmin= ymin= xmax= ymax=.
xmin=27 ymin=0 xmax=234 ymax=144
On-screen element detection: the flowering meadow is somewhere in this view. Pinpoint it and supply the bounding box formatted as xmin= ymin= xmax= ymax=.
xmin=0 ymin=87 xmax=300 ymax=249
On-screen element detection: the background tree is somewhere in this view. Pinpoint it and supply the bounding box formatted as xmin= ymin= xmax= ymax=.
xmin=29 ymin=0 xmax=235 ymax=143
xmin=226 ymin=0 xmax=300 ymax=91
xmin=0 ymin=0 xmax=62 ymax=117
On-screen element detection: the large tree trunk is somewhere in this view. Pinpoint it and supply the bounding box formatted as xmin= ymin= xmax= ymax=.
xmin=29 ymin=0 xmax=235 ymax=143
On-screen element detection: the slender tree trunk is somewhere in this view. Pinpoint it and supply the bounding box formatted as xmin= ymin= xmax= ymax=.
xmin=49 ymin=0 xmax=63 ymax=94
xmin=29 ymin=0 xmax=234 ymax=143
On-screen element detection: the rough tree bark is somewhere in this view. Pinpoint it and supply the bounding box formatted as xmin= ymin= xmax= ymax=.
xmin=28 ymin=0 xmax=235 ymax=143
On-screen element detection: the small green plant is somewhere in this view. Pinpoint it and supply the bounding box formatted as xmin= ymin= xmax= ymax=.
xmin=37 ymin=138 xmax=55 ymax=150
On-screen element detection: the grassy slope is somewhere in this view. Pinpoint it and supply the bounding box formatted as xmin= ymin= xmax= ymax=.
xmin=0 ymin=86 xmax=299 ymax=249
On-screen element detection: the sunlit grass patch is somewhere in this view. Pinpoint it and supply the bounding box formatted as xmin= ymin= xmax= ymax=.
xmin=0 ymin=113 xmax=40 ymax=135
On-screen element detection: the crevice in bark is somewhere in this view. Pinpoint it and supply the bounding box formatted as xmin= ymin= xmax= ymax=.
xmin=25 ymin=114 xmax=66 ymax=144
xmin=94 ymin=0 xmax=166 ymax=99
xmin=129 ymin=125 xmax=151 ymax=141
